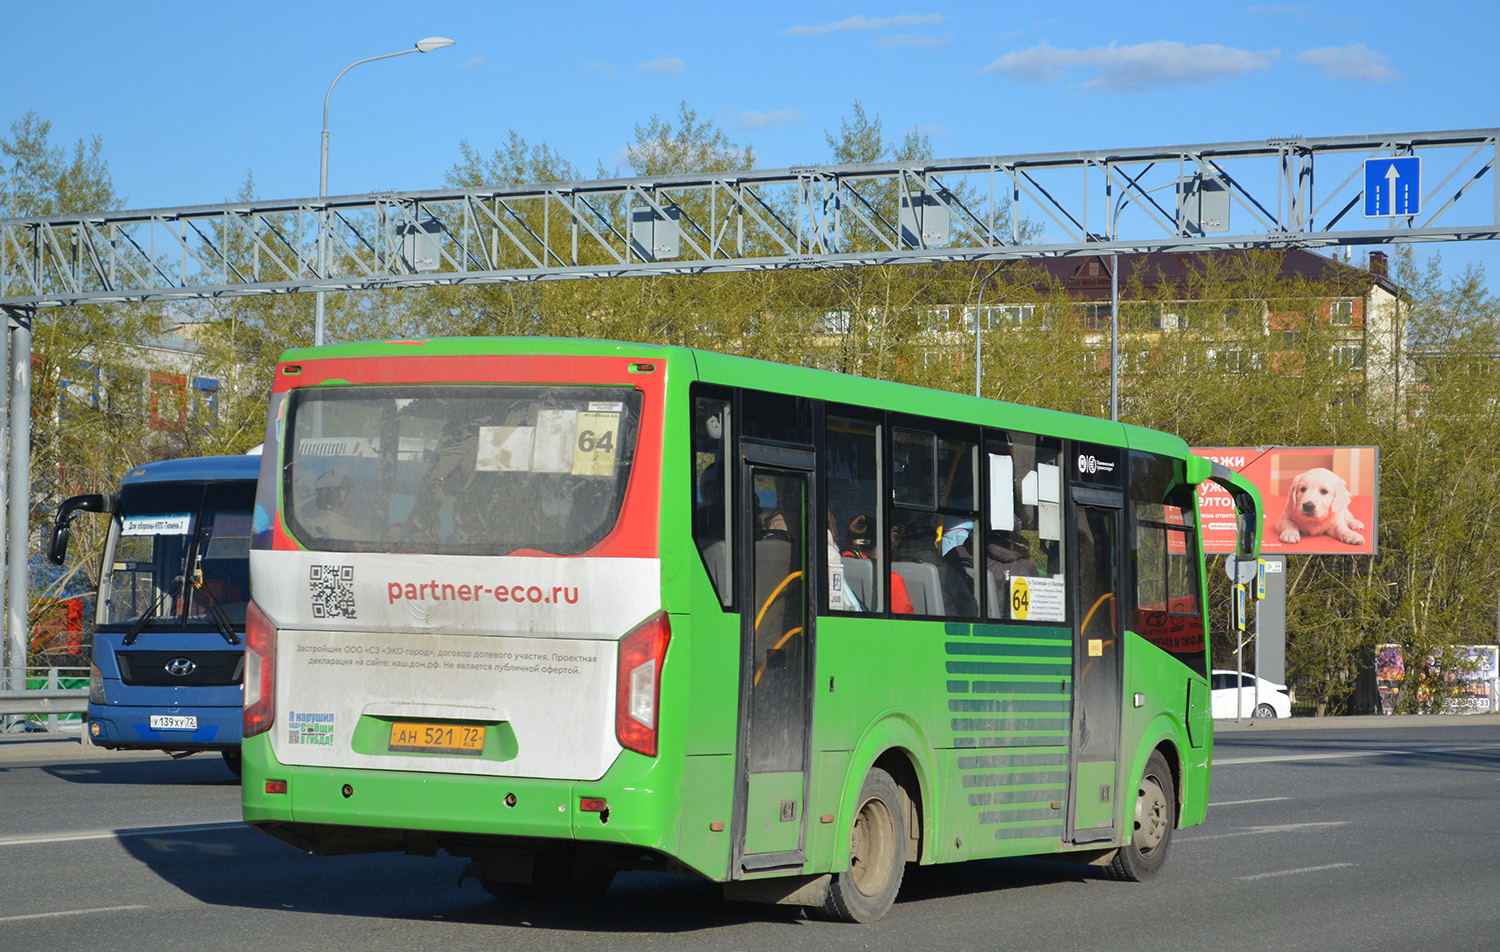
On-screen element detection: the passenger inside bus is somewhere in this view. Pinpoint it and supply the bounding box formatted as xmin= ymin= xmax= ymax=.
xmin=892 ymin=513 xmax=976 ymax=617
xmin=308 ymin=468 xmax=364 ymax=539
xmin=843 ymin=514 xmax=913 ymax=615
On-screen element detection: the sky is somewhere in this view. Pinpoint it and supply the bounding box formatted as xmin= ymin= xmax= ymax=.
xmin=2 ymin=0 xmax=1496 ymax=282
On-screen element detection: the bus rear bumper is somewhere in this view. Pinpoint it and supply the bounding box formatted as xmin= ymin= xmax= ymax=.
xmin=241 ymin=743 xmax=698 ymax=871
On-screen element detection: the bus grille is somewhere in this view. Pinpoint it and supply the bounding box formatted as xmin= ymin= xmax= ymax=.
xmin=116 ymin=650 xmax=244 ymax=687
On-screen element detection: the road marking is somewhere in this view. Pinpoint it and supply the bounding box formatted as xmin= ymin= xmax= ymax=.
xmin=1238 ymin=862 xmax=1355 ymax=881
xmin=1216 ymin=743 xmax=1500 ymax=766
xmin=0 ymin=821 xmax=243 ymax=848
xmin=1209 ymin=796 xmax=1290 ymax=807
xmin=1188 ymin=820 xmax=1348 ymax=842
xmin=0 ymin=904 xmax=147 ymax=923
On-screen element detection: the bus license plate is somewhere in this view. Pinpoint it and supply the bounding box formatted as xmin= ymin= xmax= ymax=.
xmin=388 ymin=722 xmax=485 ymax=756
xmin=149 ymin=714 xmax=197 ymax=731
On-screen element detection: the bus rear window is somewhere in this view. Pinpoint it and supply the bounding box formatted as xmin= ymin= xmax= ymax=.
xmin=284 ymin=385 xmax=642 ymax=556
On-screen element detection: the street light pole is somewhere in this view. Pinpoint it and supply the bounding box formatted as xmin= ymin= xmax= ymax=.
xmin=973 ymin=261 xmax=1005 ymax=398
xmin=315 ymin=36 xmax=455 ymax=347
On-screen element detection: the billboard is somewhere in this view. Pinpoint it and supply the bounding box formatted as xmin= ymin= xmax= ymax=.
xmin=1377 ymin=644 xmax=1499 ymax=715
xmin=1193 ymin=446 xmax=1379 ymax=555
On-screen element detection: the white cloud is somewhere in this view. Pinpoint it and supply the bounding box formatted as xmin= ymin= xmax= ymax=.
xmin=639 ymin=57 xmax=686 ymax=75
xmin=983 ymin=40 xmax=1278 ymax=91
xmin=735 ymin=109 xmax=807 ymax=130
xmin=583 ymin=60 xmax=616 ymax=78
xmin=1297 ymin=43 xmax=1400 ymax=82
xmin=785 ymin=13 xmax=948 ymax=36
xmin=458 ymin=56 xmax=485 ymax=70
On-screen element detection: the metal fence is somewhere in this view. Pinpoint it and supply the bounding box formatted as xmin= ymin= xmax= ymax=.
xmin=0 ymin=666 xmax=89 ymax=731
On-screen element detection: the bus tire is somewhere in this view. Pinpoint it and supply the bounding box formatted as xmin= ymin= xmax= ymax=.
xmin=221 ymin=749 xmax=242 ymax=777
xmin=1105 ymin=749 xmax=1174 ymax=882
xmin=816 ymin=767 xmax=906 ymax=922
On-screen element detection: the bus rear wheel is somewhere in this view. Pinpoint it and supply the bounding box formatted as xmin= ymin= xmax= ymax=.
xmin=1105 ymin=749 xmax=1174 ymax=882
xmin=816 ymin=767 xmax=906 ymax=923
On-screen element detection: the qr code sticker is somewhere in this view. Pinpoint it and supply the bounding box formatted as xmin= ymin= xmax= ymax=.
xmin=309 ymin=564 xmax=357 ymax=619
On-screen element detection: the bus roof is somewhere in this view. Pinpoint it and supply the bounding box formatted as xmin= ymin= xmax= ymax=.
xmin=278 ymin=336 xmax=1196 ymax=472
xmin=119 ymin=454 xmax=261 ymax=487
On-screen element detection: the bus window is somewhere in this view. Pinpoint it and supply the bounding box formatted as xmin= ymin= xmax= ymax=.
xmin=825 ymin=414 xmax=883 ymax=612
xmin=740 ymin=389 xmax=810 ymax=444
xmin=1130 ymin=453 xmax=1205 ymax=672
xmin=891 ymin=425 xmax=979 ymax=619
xmin=693 ymin=393 xmax=733 ymax=607
xmin=985 ymin=432 xmax=1066 ymax=622
xmin=892 ymin=429 xmax=936 ymax=509
xmin=284 ymin=385 xmax=642 ymax=557
xmin=186 ymin=486 xmax=253 ymax=626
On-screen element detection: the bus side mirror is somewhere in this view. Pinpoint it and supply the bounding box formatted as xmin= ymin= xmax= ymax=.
xmin=1233 ymin=490 xmax=1258 ymax=559
xmin=47 ymin=493 xmax=114 ymax=565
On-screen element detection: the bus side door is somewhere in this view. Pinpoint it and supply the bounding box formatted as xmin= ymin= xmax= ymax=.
xmin=732 ymin=442 xmax=815 ymax=874
xmin=1068 ymin=488 xmax=1125 ymax=844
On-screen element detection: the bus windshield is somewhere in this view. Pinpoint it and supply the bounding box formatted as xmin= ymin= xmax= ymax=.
xmin=284 ymin=385 xmax=643 ymax=557
xmin=101 ymin=482 xmax=253 ymax=629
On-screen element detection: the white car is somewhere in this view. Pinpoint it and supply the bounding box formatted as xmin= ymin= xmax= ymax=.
xmin=1211 ymin=669 xmax=1292 ymax=719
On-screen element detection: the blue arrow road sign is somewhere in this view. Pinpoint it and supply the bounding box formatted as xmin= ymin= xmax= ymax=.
xmin=1364 ymin=156 xmax=1421 ymax=217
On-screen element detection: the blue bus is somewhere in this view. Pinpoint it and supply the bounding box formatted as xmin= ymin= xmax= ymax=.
xmin=47 ymin=455 xmax=259 ymax=774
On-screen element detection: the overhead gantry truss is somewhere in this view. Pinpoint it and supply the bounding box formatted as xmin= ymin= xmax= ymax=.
xmin=0 ymin=127 xmax=1496 ymax=309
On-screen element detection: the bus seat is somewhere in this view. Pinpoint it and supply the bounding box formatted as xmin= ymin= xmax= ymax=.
xmin=892 ymin=561 xmax=944 ymax=616
xmin=841 ymin=555 xmax=873 ymax=609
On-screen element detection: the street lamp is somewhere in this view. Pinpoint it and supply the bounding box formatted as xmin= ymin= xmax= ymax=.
xmin=972 ymin=261 xmax=1005 ymax=398
xmin=1106 ymin=179 xmax=1175 ymax=421
xmin=315 ymin=36 xmax=455 ymax=346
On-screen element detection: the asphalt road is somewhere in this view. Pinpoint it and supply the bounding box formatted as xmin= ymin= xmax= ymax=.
xmin=3 ymin=716 xmax=1498 ymax=952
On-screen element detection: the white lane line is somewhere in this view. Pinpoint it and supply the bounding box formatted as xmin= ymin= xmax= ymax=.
xmin=1238 ymin=862 xmax=1355 ymax=881
xmin=0 ymin=821 xmax=244 ymax=848
xmin=0 ymin=904 xmax=148 ymax=923
xmin=1188 ymin=820 xmax=1349 ymax=842
xmin=1209 ymin=797 xmax=1291 ymax=807
xmin=1216 ymin=743 xmax=1500 ymax=766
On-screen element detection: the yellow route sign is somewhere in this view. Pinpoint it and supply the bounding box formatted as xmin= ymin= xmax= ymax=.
xmin=1011 ymin=577 xmax=1031 ymax=620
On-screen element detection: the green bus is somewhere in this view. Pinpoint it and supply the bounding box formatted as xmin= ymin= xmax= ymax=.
xmin=241 ymin=337 xmax=1260 ymax=921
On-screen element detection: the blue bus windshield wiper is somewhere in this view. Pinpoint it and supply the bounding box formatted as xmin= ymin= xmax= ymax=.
xmin=191 ymin=571 xmax=242 ymax=645
xmin=121 ymin=581 xmax=177 ymax=646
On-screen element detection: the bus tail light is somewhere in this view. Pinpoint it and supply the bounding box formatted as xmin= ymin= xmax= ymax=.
xmin=243 ymin=599 xmax=277 ymax=737
xmin=616 ymin=612 xmax=671 ymax=757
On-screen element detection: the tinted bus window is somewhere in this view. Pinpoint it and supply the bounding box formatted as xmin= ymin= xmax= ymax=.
xmin=285 ymin=385 xmax=642 ymax=557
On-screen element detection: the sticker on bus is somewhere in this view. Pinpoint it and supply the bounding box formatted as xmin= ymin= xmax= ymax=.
xmin=124 ymin=514 xmax=192 ymax=536
xmin=1009 ymin=575 xmax=1066 ymax=622
xmin=573 ymin=411 xmax=620 ymax=476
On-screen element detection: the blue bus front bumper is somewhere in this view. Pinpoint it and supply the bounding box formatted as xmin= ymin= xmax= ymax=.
xmin=87 ymin=700 xmax=242 ymax=751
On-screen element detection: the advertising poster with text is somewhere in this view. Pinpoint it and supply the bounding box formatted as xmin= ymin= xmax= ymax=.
xmin=1193 ymin=446 xmax=1379 ymax=555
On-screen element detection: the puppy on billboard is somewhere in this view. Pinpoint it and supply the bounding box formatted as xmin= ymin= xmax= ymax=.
xmin=1273 ymin=467 xmax=1366 ymax=546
